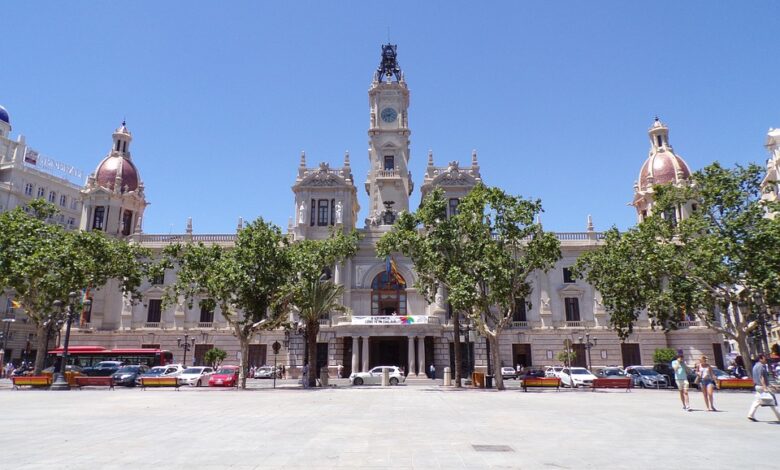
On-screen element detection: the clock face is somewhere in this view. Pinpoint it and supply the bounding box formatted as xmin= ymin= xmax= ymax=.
xmin=381 ymin=107 xmax=398 ymax=123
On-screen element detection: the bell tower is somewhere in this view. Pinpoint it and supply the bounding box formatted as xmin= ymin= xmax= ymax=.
xmin=365 ymin=44 xmax=413 ymax=226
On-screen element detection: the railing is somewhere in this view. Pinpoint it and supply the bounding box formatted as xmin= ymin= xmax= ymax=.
xmin=511 ymin=321 xmax=529 ymax=328
xmin=678 ymin=320 xmax=701 ymax=327
xmin=376 ymin=169 xmax=398 ymax=178
xmin=193 ymin=234 xmax=237 ymax=242
xmin=144 ymin=322 xmax=160 ymax=328
xmin=318 ymin=318 xmax=331 ymax=327
xmin=565 ymin=321 xmax=584 ymax=328
xmin=139 ymin=234 xmax=237 ymax=243
xmin=197 ymin=322 xmax=214 ymax=328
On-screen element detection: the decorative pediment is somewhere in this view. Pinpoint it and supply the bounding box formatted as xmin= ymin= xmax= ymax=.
xmin=557 ymin=284 xmax=585 ymax=298
xmin=428 ymin=167 xmax=478 ymax=188
xmin=294 ymin=162 xmax=351 ymax=188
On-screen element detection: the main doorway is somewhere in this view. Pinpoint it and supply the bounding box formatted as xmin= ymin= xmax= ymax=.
xmin=368 ymin=336 xmax=408 ymax=371
xmin=512 ymin=343 xmax=532 ymax=368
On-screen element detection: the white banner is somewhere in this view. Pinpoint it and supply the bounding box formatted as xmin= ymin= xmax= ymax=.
xmin=350 ymin=315 xmax=428 ymax=325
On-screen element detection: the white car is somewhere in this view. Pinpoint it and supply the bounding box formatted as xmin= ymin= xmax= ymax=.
xmin=136 ymin=364 xmax=186 ymax=385
xmin=559 ymin=367 xmax=598 ymax=388
xmin=253 ymin=366 xmax=276 ymax=379
xmin=544 ymin=366 xmax=564 ymax=378
xmin=350 ymin=366 xmax=405 ymax=386
xmin=177 ymin=366 xmax=215 ymax=387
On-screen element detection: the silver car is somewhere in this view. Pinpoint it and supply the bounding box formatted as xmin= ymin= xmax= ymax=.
xmin=625 ymin=366 xmax=669 ymax=388
xmin=350 ymin=366 xmax=405 ymax=386
xmin=178 ymin=366 xmax=215 ymax=387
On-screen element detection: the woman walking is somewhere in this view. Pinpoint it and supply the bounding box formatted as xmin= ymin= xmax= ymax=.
xmin=697 ymin=356 xmax=717 ymax=411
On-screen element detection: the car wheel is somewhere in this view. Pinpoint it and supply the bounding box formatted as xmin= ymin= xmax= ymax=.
xmin=354 ymin=377 xmax=364 ymax=386
xmin=196 ymin=380 xmax=202 ymax=387
xmin=389 ymin=377 xmax=399 ymax=386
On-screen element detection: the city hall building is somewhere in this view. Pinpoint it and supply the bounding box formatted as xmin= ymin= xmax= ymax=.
xmin=7 ymin=45 xmax=777 ymax=375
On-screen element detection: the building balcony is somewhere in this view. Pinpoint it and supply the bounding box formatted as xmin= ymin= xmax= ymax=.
xmin=144 ymin=322 xmax=160 ymax=329
xmin=678 ymin=320 xmax=701 ymax=328
xmin=197 ymin=322 xmax=214 ymax=329
xmin=565 ymin=321 xmax=584 ymax=328
xmin=511 ymin=321 xmax=529 ymax=329
xmin=318 ymin=318 xmax=331 ymax=327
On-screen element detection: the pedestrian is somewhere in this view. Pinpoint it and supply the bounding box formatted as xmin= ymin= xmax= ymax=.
xmin=516 ymin=363 xmax=524 ymax=376
xmin=697 ymin=355 xmax=717 ymax=411
xmin=337 ymin=363 xmax=344 ymax=379
xmin=249 ymin=365 xmax=255 ymax=379
xmin=6 ymin=362 xmax=15 ymax=378
xmin=747 ymin=354 xmax=780 ymax=422
xmin=671 ymin=351 xmax=691 ymax=411
xmin=733 ymin=355 xmax=747 ymax=378
xmin=429 ymin=363 xmax=435 ymax=379
xmin=281 ymin=364 xmax=286 ymax=379
xmin=302 ymin=362 xmax=309 ymax=388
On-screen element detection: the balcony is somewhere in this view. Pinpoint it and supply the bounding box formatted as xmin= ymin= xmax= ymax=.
xmin=511 ymin=321 xmax=529 ymax=329
xmin=318 ymin=318 xmax=331 ymax=327
xmin=678 ymin=320 xmax=701 ymax=328
xmin=144 ymin=322 xmax=160 ymax=329
xmin=197 ymin=322 xmax=214 ymax=329
xmin=565 ymin=321 xmax=584 ymax=328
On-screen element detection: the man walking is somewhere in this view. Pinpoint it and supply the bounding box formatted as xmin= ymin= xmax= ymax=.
xmin=429 ymin=363 xmax=436 ymax=379
xmin=672 ymin=351 xmax=691 ymax=411
xmin=747 ymin=354 xmax=780 ymax=422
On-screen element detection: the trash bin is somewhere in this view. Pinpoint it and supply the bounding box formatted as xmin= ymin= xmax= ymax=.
xmin=320 ymin=367 xmax=329 ymax=387
xmin=472 ymin=372 xmax=485 ymax=388
xmin=485 ymin=375 xmax=493 ymax=389
xmin=443 ymin=367 xmax=452 ymax=386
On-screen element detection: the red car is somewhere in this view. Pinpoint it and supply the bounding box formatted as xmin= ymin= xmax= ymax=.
xmin=208 ymin=365 xmax=239 ymax=387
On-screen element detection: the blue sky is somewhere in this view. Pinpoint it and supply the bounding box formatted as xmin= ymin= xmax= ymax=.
xmin=3 ymin=1 xmax=778 ymax=234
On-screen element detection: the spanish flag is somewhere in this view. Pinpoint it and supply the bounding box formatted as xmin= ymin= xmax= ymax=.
xmin=10 ymin=300 xmax=22 ymax=309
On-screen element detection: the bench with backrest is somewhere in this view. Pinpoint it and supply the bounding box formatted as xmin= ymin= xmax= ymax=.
xmin=717 ymin=378 xmax=754 ymax=390
xmin=12 ymin=375 xmax=52 ymax=389
xmin=522 ymin=377 xmax=560 ymax=392
xmin=140 ymin=376 xmax=180 ymax=390
xmin=74 ymin=376 xmax=115 ymax=390
xmin=591 ymin=377 xmax=632 ymax=391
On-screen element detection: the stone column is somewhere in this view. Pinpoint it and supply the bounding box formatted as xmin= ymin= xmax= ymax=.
xmin=417 ymin=336 xmax=426 ymax=377
xmin=351 ymin=336 xmax=359 ymax=374
xmin=361 ymin=335 xmax=369 ymax=372
xmin=407 ymin=335 xmax=416 ymax=376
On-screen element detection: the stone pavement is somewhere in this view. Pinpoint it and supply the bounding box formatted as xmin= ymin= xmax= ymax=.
xmin=0 ymin=380 xmax=776 ymax=469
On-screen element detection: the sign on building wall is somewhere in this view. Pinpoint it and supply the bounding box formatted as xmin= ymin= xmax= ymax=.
xmin=351 ymin=315 xmax=429 ymax=325
xmin=24 ymin=147 xmax=84 ymax=183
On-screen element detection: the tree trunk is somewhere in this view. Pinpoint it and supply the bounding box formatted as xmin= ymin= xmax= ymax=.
xmin=307 ymin=320 xmax=319 ymax=387
xmin=33 ymin=323 xmax=47 ymax=374
xmin=452 ymin=312 xmax=462 ymax=388
xmin=488 ymin=331 xmax=504 ymax=391
xmin=237 ymin=329 xmax=250 ymax=390
xmin=735 ymin=332 xmax=754 ymax=372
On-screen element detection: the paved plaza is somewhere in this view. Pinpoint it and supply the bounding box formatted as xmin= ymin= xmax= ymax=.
xmin=0 ymin=379 xmax=776 ymax=469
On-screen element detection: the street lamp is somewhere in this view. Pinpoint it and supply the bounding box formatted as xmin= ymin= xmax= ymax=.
xmin=459 ymin=316 xmax=473 ymax=384
xmin=177 ymin=334 xmax=197 ymax=367
xmin=0 ymin=316 xmax=16 ymax=367
xmin=272 ymin=340 xmax=281 ymax=389
xmin=578 ymin=333 xmax=598 ymax=370
xmin=51 ymin=291 xmax=89 ymax=391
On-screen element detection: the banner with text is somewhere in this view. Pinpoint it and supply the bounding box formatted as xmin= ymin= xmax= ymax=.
xmin=350 ymin=315 xmax=428 ymax=325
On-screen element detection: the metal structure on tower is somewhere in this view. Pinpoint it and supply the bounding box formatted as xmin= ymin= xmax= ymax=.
xmin=375 ymin=44 xmax=402 ymax=82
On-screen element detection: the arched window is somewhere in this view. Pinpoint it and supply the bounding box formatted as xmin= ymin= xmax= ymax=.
xmin=371 ymin=272 xmax=406 ymax=316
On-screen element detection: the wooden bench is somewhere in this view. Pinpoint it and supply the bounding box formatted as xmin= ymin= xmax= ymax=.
xmin=717 ymin=378 xmax=754 ymax=390
xmin=74 ymin=376 xmax=115 ymax=390
xmin=140 ymin=376 xmax=180 ymax=390
xmin=12 ymin=375 xmax=52 ymax=389
xmin=591 ymin=378 xmax=632 ymax=391
xmin=522 ymin=377 xmax=560 ymax=392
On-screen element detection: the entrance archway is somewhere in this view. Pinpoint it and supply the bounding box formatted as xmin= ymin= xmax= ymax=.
xmin=371 ymin=272 xmax=406 ymax=315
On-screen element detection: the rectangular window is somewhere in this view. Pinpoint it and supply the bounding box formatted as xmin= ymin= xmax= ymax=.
xmin=122 ymin=210 xmax=133 ymax=236
xmin=384 ymin=155 xmax=394 ymax=170
xmin=37 ymin=187 xmax=45 ymax=198
xmin=448 ymin=198 xmax=460 ymax=218
xmin=48 ymin=191 xmax=56 ymax=203
xmin=310 ymin=199 xmax=315 ymax=227
xmin=564 ymin=297 xmax=580 ymax=322
xmin=513 ymin=300 xmax=527 ymax=322
xmin=317 ymin=199 xmax=329 ymax=226
xmin=92 ymin=206 xmax=105 ymax=231
xmin=67 ymin=217 xmax=75 ymax=227
xmin=563 ymin=267 xmax=575 ymax=283
xmin=70 ymin=199 xmax=79 ymax=210
xmin=151 ymin=271 xmax=165 ymax=285
xmin=24 ymin=183 xmax=33 ymax=196
xmin=199 ymin=303 xmax=214 ymax=323
xmin=146 ymin=299 xmax=162 ymax=323
xmin=59 ymin=195 xmax=67 ymax=207
xmin=330 ymin=198 xmax=335 ymax=226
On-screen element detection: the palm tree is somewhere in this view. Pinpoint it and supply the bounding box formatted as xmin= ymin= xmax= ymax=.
xmin=295 ymin=278 xmax=347 ymax=387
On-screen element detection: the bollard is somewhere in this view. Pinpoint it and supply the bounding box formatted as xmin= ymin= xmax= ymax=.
xmin=382 ymin=367 xmax=389 ymax=386
xmin=443 ymin=366 xmax=452 ymax=386
xmin=320 ymin=367 xmax=329 ymax=387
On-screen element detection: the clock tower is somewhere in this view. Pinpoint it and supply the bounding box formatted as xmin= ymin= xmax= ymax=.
xmin=365 ymin=44 xmax=413 ymax=226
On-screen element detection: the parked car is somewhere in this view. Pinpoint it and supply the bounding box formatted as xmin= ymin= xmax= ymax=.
xmin=178 ymin=366 xmax=215 ymax=387
xmin=544 ymin=366 xmax=564 ymax=378
xmin=82 ymin=361 xmax=124 ymax=377
xmin=625 ymin=366 xmax=669 ymax=388
xmin=519 ymin=368 xmax=546 ymax=380
xmin=350 ymin=366 xmax=405 ymax=386
xmin=136 ymin=364 xmax=185 ymax=385
xmin=253 ymin=365 xmax=275 ymax=379
xmin=653 ymin=363 xmax=677 ymax=388
xmin=500 ymin=367 xmax=517 ymax=380
xmin=209 ymin=365 xmax=240 ymax=387
xmin=111 ymin=365 xmax=149 ymax=387
xmin=559 ymin=367 xmax=598 ymax=388
xmin=593 ymin=366 xmax=627 ymax=379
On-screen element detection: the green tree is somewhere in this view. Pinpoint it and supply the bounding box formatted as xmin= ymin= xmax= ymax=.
xmin=378 ymin=184 xmax=560 ymax=390
xmin=204 ymin=347 xmax=227 ymax=369
xmin=556 ymin=349 xmax=576 ymax=366
xmin=285 ymin=231 xmax=359 ymax=387
xmin=0 ymin=199 xmax=148 ymax=373
xmin=575 ymin=163 xmax=780 ymax=371
xmin=653 ymin=348 xmax=677 ymax=365
xmin=163 ymin=218 xmax=291 ymax=389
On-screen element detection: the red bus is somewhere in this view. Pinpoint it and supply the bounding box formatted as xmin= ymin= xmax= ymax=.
xmin=47 ymin=346 xmax=174 ymax=368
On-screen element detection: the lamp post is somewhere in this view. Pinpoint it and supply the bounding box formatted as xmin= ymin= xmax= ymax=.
xmin=177 ymin=334 xmax=196 ymax=367
xmin=459 ymin=316 xmax=473 ymax=384
xmin=51 ymin=291 xmax=89 ymax=391
xmin=578 ymin=333 xmax=597 ymax=370
xmin=0 ymin=317 xmax=16 ymax=367
xmin=272 ymin=341 xmax=281 ymax=389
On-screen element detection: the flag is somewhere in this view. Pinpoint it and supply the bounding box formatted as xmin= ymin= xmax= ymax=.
xmin=389 ymin=256 xmax=405 ymax=286
xmin=10 ymin=300 xmax=21 ymax=309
